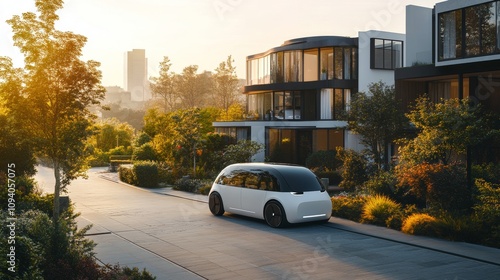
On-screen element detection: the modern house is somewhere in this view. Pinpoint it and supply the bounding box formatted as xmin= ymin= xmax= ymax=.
xmin=396 ymin=0 xmax=500 ymax=161
xmin=213 ymin=31 xmax=405 ymax=164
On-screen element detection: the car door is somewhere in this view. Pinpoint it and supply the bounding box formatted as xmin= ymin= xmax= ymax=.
xmin=241 ymin=171 xmax=270 ymax=219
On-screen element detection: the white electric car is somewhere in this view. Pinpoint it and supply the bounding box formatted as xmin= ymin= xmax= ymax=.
xmin=208 ymin=163 xmax=332 ymax=228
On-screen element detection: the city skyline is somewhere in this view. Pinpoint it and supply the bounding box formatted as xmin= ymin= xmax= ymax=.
xmin=0 ymin=0 xmax=440 ymax=88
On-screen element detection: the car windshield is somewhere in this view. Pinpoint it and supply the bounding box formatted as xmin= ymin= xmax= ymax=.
xmin=278 ymin=168 xmax=324 ymax=192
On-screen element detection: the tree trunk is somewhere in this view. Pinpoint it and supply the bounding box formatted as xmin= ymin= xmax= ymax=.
xmin=53 ymin=159 xmax=61 ymax=222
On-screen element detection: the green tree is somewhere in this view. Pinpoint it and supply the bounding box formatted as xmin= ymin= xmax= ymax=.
xmin=5 ymin=0 xmax=105 ymax=221
xmin=91 ymin=118 xmax=134 ymax=152
xmin=222 ymin=140 xmax=264 ymax=166
xmin=0 ymin=60 xmax=36 ymax=176
xmin=348 ymin=82 xmax=407 ymax=171
xmin=212 ymin=55 xmax=240 ymax=112
xmin=150 ymin=56 xmax=176 ymax=113
xmin=398 ymin=96 xmax=493 ymax=165
xmin=175 ymin=65 xmax=209 ymax=109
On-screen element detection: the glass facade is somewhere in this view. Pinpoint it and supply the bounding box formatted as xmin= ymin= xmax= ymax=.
xmin=371 ymin=39 xmax=403 ymax=69
xmin=439 ymin=1 xmax=500 ymax=60
xmin=247 ymin=46 xmax=358 ymax=86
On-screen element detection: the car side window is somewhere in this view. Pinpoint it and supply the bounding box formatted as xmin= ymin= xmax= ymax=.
xmin=245 ymin=172 xmax=259 ymax=189
xmin=258 ymin=172 xmax=280 ymax=192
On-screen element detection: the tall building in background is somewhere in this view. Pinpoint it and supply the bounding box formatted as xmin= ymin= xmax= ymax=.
xmin=125 ymin=49 xmax=150 ymax=102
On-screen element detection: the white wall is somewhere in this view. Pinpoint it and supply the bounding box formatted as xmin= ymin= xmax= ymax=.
xmin=405 ymin=5 xmax=433 ymax=66
xmin=357 ymin=30 xmax=405 ymax=94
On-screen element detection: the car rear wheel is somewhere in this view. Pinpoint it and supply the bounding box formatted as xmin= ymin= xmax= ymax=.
xmin=209 ymin=192 xmax=224 ymax=216
xmin=264 ymin=201 xmax=288 ymax=228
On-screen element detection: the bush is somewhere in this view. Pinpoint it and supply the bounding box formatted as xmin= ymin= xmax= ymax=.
xmin=133 ymin=161 xmax=159 ymax=188
xmin=306 ymin=150 xmax=341 ymax=171
xmin=133 ymin=143 xmax=157 ymax=161
xmin=362 ymin=195 xmax=402 ymax=228
xmin=402 ymin=213 xmax=439 ymax=237
xmin=174 ymin=178 xmax=212 ymax=194
xmin=473 ymin=179 xmax=500 ymax=248
xmin=363 ymin=171 xmax=396 ymax=197
xmin=331 ymin=194 xmax=367 ymax=222
xmin=118 ymin=165 xmax=137 ymax=185
xmin=336 ymin=147 xmax=370 ymax=192
xmin=397 ymin=163 xmax=471 ymax=212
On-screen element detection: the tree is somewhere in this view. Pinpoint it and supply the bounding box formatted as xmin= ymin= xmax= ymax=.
xmin=212 ymin=55 xmax=240 ymax=112
xmin=0 ymin=58 xmax=36 ymax=177
xmin=5 ymin=0 xmax=105 ymax=221
xmin=398 ymin=96 xmax=493 ymax=165
xmin=150 ymin=56 xmax=176 ymax=112
xmin=348 ymin=82 xmax=407 ymax=171
xmin=176 ymin=65 xmax=208 ymax=109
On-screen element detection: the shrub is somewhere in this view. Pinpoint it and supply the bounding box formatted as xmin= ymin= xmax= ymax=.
xmin=473 ymin=179 xmax=500 ymax=248
xmin=402 ymin=213 xmax=439 ymax=237
xmin=133 ymin=143 xmax=157 ymax=161
xmin=118 ymin=165 xmax=137 ymax=185
xmin=174 ymin=178 xmax=212 ymax=194
xmin=306 ymin=150 xmax=341 ymax=171
xmin=331 ymin=194 xmax=367 ymax=222
xmin=396 ymin=162 xmax=471 ymax=212
xmin=157 ymin=162 xmax=175 ymax=185
xmin=363 ymin=171 xmax=396 ymax=197
xmin=336 ymin=147 xmax=370 ymax=192
xmin=133 ymin=161 xmax=159 ymax=188
xmin=362 ymin=195 xmax=402 ymax=228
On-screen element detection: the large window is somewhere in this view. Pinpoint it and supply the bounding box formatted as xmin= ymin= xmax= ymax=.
xmin=304 ymin=49 xmax=319 ymax=82
xmin=320 ymin=48 xmax=333 ymax=80
xmin=371 ymin=39 xmax=403 ymax=69
xmin=320 ymin=88 xmax=347 ymax=120
xmin=439 ymin=1 xmax=500 ymax=60
xmin=439 ymin=10 xmax=463 ymax=60
xmin=284 ymin=51 xmax=303 ymax=82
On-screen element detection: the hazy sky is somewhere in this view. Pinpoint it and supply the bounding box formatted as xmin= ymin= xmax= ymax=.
xmin=1 ymin=0 xmax=440 ymax=87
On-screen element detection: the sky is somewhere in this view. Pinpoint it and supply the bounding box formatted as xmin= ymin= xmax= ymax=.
xmin=0 ymin=0 xmax=441 ymax=88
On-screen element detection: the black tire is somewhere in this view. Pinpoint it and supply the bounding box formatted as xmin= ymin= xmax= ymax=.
xmin=264 ymin=201 xmax=288 ymax=228
xmin=209 ymin=192 xmax=224 ymax=216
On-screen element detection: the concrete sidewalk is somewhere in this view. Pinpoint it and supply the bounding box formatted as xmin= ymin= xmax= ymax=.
xmin=97 ymin=170 xmax=500 ymax=268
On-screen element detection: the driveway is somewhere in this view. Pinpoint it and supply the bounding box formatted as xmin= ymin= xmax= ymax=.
xmin=35 ymin=167 xmax=500 ymax=280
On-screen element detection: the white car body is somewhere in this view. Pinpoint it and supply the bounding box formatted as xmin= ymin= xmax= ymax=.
xmin=208 ymin=163 xmax=332 ymax=227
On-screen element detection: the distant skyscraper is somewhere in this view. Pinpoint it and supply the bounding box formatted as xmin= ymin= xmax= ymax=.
xmin=125 ymin=49 xmax=150 ymax=102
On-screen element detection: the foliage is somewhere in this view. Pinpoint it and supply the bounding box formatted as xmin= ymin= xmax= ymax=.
xmin=4 ymin=0 xmax=105 ymax=220
xmin=222 ymin=140 xmax=264 ymax=166
xmin=472 ymin=163 xmax=500 ymax=184
xmin=211 ymin=55 xmax=241 ymax=112
xmin=133 ymin=143 xmax=158 ymax=161
xmin=398 ymin=97 xmax=493 ymax=165
xmin=217 ymin=103 xmax=245 ymax=121
xmin=174 ymin=178 xmax=212 ymax=194
xmin=362 ymin=171 xmax=397 ymax=198
xmin=119 ymin=165 xmax=137 ymax=186
xmin=305 ymin=150 xmax=341 ymax=171
xmin=100 ymin=103 xmax=145 ymax=131
xmin=330 ymin=193 xmax=367 ymax=222
xmin=150 ymin=56 xmax=175 ymax=113
xmin=348 ymin=82 xmax=407 ymax=170
xmin=135 ymin=132 xmax=152 ymax=147
xmin=133 ymin=161 xmax=159 ymax=188
xmin=336 ymin=147 xmax=370 ymax=192
xmin=401 ymin=213 xmax=440 ymax=236
xmin=473 ymin=179 xmax=500 ymax=247
xmin=89 ymin=118 xmax=134 ymax=152
xmin=361 ymin=195 xmax=402 ymax=228
xmin=0 ymin=113 xmax=36 ymax=177
xmin=396 ymin=163 xmax=471 ymax=212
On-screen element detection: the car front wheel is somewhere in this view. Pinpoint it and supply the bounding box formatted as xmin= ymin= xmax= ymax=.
xmin=209 ymin=192 xmax=224 ymax=216
xmin=264 ymin=201 xmax=288 ymax=228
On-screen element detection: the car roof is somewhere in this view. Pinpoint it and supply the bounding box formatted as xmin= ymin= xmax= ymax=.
xmin=225 ymin=162 xmax=309 ymax=173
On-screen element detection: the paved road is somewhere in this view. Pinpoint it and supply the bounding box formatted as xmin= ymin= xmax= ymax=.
xmin=35 ymin=167 xmax=500 ymax=280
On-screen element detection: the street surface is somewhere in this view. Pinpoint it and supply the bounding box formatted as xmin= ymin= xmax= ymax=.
xmin=35 ymin=166 xmax=500 ymax=280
